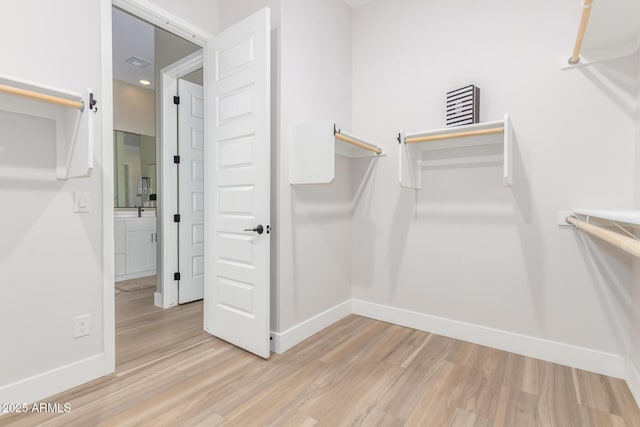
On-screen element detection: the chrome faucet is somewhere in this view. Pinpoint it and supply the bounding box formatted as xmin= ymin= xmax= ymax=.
xmin=137 ymin=206 xmax=144 ymax=218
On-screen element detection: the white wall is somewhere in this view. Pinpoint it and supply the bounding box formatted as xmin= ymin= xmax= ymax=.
xmin=0 ymin=0 xmax=105 ymax=401
xmin=113 ymin=79 xmax=155 ymax=136
xmin=218 ymin=0 xmax=281 ymax=30
xmin=350 ymin=0 xmax=636 ymax=360
xmin=278 ymin=0 xmax=353 ymax=331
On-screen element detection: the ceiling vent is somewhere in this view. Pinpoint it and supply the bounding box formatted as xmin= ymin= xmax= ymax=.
xmin=126 ymin=56 xmax=152 ymax=69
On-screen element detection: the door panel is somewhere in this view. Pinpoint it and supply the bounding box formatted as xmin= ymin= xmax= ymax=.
xmin=178 ymin=79 xmax=205 ymax=304
xmin=204 ymin=8 xmax=271 ymax=358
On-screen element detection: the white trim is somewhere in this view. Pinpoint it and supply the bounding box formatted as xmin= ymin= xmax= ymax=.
xmin=159 ymin=51 xmax=204 ymax=309
xmin=101 ymin=0 xmax=116 ymax=375
xmin=626 ymin=359 xmax=640 ymax=408
xmin=154 ymin=292 xmax=164 ymax=308
xmin=112 ymin=0 xmax=213 ymax=45
xmin=115 ymin=270 xmax=156 ymax=282
xmin=270 ymin=300 xmax=352 ymax=354
xmin=351 ymin=299 xmax=626 ymax=379
xmin=0 ymin=354 xmax=104 ymax=408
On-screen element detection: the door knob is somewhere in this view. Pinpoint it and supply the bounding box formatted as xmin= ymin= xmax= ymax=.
xmin=244 ymin=225 xmax=264 ymax=235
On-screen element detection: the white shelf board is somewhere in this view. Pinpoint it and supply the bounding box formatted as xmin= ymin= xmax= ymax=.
xmin=573 ymin=209 xmax=640 ymax=226
xmin=399 ymin=114 xmax=513 ymax=189
xmin=290 ymin=119 xmax=384 ymax=184
xmin=0 ymin=73 xmax=93 ymax=180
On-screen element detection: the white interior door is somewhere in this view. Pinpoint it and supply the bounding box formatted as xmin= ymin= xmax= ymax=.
xmin=204 ymin=8 xmax=271 ymax=358
xmin=178 ymin=79 xmax=205 ymax=304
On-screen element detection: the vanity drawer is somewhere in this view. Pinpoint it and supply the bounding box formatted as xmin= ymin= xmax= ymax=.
xmin=125 ymin=219 xmax=156 ymax=232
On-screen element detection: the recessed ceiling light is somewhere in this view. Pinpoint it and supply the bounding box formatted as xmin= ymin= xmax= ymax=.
xmin=139 ymin=79 xmax=152 ymax=86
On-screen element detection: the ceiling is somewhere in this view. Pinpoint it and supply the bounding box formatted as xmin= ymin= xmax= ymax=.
xmin=112 ymin=8 xmax=155 ymax=90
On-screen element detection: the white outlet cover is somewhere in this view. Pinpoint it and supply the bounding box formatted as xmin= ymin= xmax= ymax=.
xmin=74 ymin=314 xmax=91 ymax=338
xmin=74 ymin=191 xmax=90 ymax=213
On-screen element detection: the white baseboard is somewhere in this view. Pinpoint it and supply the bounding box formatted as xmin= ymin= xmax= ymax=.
xmin=115 ymin=270 xmax=156 ymax=283
xmin=154 ymin=292 xmax=164 ymax=308
xmin=0 ymin=354 xmax=105 ymax=409
xmin=626 ymin=359 xmax=640 ymax=407
xmin=352 ymin=299 xmax=626 ymax=379
xmin=270 ymin=300 xmax=352 ymax=354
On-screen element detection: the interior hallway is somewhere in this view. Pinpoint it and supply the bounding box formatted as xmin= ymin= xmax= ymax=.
xmin=3 ymin=287 xmax=640 ymax=426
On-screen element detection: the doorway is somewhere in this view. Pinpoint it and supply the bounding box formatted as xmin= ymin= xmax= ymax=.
xmin=111 ymin=5 xmax=206 ymax=368
xmin=104 ymin=2 xmax=273 ymax=372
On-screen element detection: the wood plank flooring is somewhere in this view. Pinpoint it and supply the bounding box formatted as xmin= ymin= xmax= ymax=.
xmin=3 ymin=287 xmax=640 ymax=426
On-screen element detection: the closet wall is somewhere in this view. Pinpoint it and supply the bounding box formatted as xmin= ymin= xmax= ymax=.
xmin=350 ymin=0 xmax=636 ymax=367
xmin=277 ymin=0 xmax=353 ymax=332
xmin=0 ymin=0 xmax=105 ymax=400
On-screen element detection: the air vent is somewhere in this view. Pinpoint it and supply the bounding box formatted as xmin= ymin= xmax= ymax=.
xmin=126 ymin=56 xmax=152 ymax=69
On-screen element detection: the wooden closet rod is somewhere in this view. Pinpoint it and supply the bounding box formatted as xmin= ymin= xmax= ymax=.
xmin=567 ymin=215 xmax=640 ymax=258
xmin=0 ymin=83 xmax=84 ymax=110
xmin=569 ymin=0 xmax=594 ymax=64
xmin=334 ymin=130 xmax=382 ymax=155
xmin=405 ymin=127 xmax=504 ymax=144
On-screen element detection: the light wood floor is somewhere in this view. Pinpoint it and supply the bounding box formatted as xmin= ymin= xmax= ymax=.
xmin=3 ymin=288 xmax=640 ymax=426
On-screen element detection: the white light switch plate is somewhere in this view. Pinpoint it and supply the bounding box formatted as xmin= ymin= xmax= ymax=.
xmin=74 ymin=191 xmax=90 ymax=213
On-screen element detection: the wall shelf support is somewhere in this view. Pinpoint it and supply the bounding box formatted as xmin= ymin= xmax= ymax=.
xmin=399 ymin=114 xmax=513 ymax=189
xmin=0 ymin=74 xmax=96 ymax=180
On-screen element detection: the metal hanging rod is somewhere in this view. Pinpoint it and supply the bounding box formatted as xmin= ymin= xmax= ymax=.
xmin=569 ymin=0 xmax=594 ymax=65
xmin=334 ymin=125 xmax=382 ymax=155
xmin=566 ymin=215 xmax=640 ymax=258
xmin=0 ymin=83 xmax=85 ymax=111
xmin=404 ymin=127 xmax=504 ymax=144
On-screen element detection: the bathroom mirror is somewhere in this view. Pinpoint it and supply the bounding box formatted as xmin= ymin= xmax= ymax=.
xmin=113 ymin=130 xmax=157 ymax=208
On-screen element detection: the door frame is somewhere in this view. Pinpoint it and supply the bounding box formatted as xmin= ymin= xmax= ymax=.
xmin=158 ymin=51 xmax=204 ymax=309
xmin=101 ymin=0 xmax=212 ymax=375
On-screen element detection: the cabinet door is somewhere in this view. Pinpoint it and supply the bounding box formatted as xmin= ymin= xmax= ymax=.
xmin=126 ymin=231 xmax=155 ymax=274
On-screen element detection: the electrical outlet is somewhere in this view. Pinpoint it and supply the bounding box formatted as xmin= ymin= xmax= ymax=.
xmin=74 ymin=315 xmax=91 ymax=338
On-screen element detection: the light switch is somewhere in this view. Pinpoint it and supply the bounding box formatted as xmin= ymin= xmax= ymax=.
xmin=74 ymin=191 xmax=90 ymax=213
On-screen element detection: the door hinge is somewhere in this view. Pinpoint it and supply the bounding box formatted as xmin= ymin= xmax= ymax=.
xmin=173 ymin=95 xmax=180 ymax=105
xmin=174 ymin=272 xmax=181 ymax=281
xmin=173 ymin=155 xmax=180 ymax=164
xmin=174 ymin=214 xmax=181 ymax=223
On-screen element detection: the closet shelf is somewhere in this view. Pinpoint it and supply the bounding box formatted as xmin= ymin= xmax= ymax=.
xmin=566 ymin=210 xmax=640 ymax=259
xmin=398 ymin=114 xmax=513 ymax=189
xmin=562 ymin=0 xmax=640 ymax=69
xmin=573 ymin=210 xmax=640 ymax=226
xmin=0 ymin=73 xmax=97 ymax=180
xmin=290 ymin=119 xmax=384 ymax=185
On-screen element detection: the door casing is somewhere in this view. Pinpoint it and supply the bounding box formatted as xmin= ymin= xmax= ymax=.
xmin=158 ymin=51 xmax=204 ymax=309
xmin=101 ymin=0 xmax=211 ymax=375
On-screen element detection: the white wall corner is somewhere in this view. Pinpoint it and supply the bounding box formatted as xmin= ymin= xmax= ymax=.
xmin=351 ymin=299 xmax=626 ymax=379
xmin=270 ymin=300 xmax=352 ymax=354
xmin=0 ymin=354 xmax=105 ymax=409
